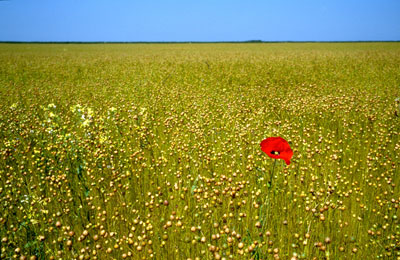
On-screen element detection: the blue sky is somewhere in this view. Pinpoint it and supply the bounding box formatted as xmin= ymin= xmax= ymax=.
xmin=0 ymin=0 xmax=399 ymax=42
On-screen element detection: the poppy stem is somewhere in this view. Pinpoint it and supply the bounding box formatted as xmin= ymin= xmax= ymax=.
xmin=269 ymin=159 xmax=277 ymax=188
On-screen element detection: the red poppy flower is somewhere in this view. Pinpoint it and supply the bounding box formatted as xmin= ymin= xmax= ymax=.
xmin=260 ymin=137 xmax=293 ymax=165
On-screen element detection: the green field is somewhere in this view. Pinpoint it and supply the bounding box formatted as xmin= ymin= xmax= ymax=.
xmin=0 ymin=43 xmax=399 ymax=259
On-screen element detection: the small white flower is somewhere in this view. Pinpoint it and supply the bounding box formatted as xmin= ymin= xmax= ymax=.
xmin=21 ymin=195 xmax=30 ymax=204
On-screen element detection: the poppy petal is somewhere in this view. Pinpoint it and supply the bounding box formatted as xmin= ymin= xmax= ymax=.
xmin=260 ymin=137 xmax=293 ymax=165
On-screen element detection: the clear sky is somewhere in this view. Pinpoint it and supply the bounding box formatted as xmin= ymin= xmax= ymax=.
xmin=0 ymin=0 xmax=399 ymax=42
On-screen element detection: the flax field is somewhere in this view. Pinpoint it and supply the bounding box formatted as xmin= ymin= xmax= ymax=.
xmin=0 ymin=43 xmax=399 ymax=260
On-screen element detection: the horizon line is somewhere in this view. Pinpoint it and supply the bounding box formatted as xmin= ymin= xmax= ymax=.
xmin=1 ymin=40 xmax=400 ymax=44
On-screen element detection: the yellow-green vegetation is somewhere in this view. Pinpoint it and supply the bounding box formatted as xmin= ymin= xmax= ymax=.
xmin=0 ymin=43 xmax=399 ymax=260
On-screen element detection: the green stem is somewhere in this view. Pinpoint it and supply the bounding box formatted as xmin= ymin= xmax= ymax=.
xmin=268 ymin=159 xmax=277 ymax=188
